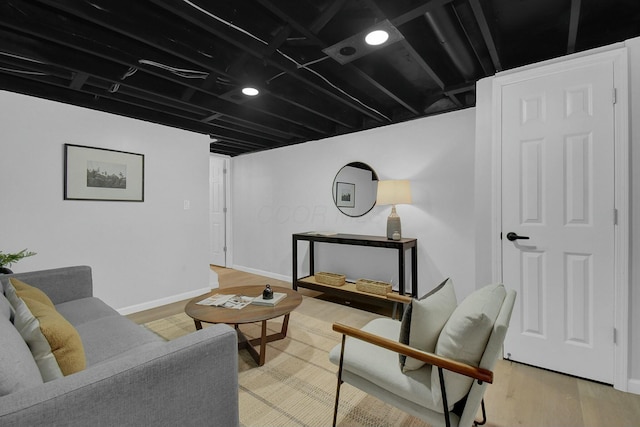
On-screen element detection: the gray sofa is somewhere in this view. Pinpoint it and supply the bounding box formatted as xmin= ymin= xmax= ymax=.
xmin=0 ymin=266 xmax=239 ymax=426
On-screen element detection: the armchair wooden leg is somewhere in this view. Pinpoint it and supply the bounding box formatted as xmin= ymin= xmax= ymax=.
xmin=333 ymin=334 xmax=346 ymax=427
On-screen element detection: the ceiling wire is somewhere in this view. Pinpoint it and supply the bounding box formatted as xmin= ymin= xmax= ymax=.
xmin=181 ymin=0 xmax=390 ymax=121
xmin=0 ymin=52 xmax=49 ymax=75
xmin=0 ymin=51 xmax=47 ymax=64
xmin=266 ymin=56 xmax=329 ymax=83
xmin=138 ymin=59 xmax=209 ymax=79
xmin=0 ymin=66 xmax=47 ymax=76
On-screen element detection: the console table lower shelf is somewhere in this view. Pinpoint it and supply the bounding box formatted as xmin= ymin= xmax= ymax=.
xmin=295 ymin=276 xmax=408 ymax=315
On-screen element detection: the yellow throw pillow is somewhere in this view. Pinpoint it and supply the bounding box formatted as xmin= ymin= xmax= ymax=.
xmin=10 ymin=278 xmax=55 ymax=308
xmin=6 ymin=283 xmax=86 ymax=381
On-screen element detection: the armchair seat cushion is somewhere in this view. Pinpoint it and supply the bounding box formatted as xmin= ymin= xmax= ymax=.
xmin=329 ymin=318 xmax=444 ymax=413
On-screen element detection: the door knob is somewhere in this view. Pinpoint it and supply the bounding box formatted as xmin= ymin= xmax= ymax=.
xmin=506 ymin=232 xmax=530 ymax=241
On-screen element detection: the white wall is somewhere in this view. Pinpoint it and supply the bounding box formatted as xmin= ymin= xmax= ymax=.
xmin=0 ymin=91 xmax=212 ymax=313
xmin=231 ymin=109 xmax=477 ymax=299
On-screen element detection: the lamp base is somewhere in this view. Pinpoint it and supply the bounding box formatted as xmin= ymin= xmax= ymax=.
xmin=386 ymin=205 xmax=402 ymax=240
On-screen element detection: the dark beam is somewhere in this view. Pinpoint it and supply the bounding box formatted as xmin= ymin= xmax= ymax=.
xmin=0 ymin=4 xmax=319 ymax=141
xmin=567 ymin=0 xmax=582 ymax=54
xmin=256 ymin=0 xmax=418 ymax=116
xmin=148 ymin=0 xmax=388 ymax=123
xmin=390 ymin=0 xmax=453 ymax=27
xmin=31 ymin=0 xmax=338 ymax=135
xmin=310 ymin=0 xmax=346 ymax=33
xmin=69 ymin=71 xmax=89 ymax=90
xmin=468 ymin=0 xmax=502 ymax=72
xmin=398 ymin=39 xmax=445 ymax=89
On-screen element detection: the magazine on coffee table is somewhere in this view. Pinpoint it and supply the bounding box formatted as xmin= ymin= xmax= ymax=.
xmin=197 ymin=294 xmax=253 ymax=310
xmin=251 ymin=292 xmax=287 ymax=306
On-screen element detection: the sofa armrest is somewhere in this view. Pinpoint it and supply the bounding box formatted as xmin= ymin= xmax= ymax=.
xmin=0 ymin=324 xmax=239 ymax=427
xmin=2 ymin=266 xmax=93 ymax=304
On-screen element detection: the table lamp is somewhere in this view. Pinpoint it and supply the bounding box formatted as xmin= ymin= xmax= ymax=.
xmin=376 ymin=180 xmax=412 ymax=240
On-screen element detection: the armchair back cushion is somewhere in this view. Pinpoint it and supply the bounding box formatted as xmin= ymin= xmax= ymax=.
xmin=431 ymin=283 xmax=506 ymax=409
xmin=399 ymin=278 xmax=457 ymax=371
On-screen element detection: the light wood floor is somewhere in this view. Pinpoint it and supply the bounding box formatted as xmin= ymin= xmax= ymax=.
xmin=127 ymin=266 xmax=640 ymax=427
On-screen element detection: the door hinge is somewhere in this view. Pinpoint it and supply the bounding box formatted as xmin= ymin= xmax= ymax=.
xmin=614 ymin=208 xmax=618 ymax=225
xmin=223 ymin=207 xmax=228 ymax=213
xmin=613 ymin=327 xmax=617 ymax=344
xmin=613 ymin=88 xmax=617 ymax=104
xmin=500 ymin=232 xmax=503 ymax=240
xmin=223 ymin=246 xmax=227 ymax=253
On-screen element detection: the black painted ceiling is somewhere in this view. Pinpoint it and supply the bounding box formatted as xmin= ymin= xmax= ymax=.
xmin=1 ymin=0 xmax=639 ymax=156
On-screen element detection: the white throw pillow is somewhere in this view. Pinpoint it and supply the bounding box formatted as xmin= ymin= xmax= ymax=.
xmin=399 ymin=278 xmax=457 ymax=371
xmin=431 ymin=283 xmax=506 ymax=410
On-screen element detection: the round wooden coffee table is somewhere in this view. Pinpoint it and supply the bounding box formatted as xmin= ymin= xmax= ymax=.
xmin=185 ymin=285 xmax=302 ymax=366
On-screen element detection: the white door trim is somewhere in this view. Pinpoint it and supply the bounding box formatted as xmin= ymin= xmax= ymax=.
xmin=490 ymin=47 xmax=629 ymax=391
xmin=209 ymin=153 xmax=232 ymax=267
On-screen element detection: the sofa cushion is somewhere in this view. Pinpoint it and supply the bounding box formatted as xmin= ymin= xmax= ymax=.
xmin=55 ymin=297 xmax=121 ymax=327
xmin=399 ymin=278 xmax=457 ymax=371
xmin=0 ymin=315 xmax=44 ymax=396
xmin=0 ymin=291 xmax=12 ymax=320
xmin=431 ymin=283 xmax=506 ymax=409
xmin=10 ymin=278 xmax=55 ymax=308
xmin=5 ymin=283 xmax=86 ymax=381
xmin=75 ymin=315 xmax=164 ymax=366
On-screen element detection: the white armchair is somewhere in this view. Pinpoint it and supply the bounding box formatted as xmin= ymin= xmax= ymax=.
xmin=329 ymin=281 xmax=516 ymax=427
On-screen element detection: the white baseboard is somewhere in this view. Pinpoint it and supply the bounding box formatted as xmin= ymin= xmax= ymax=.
xmin=231 ymin=264 xmax=291 ymax=283
xmin=627 ymin=379 xmax=640 ymax=395
xmin=117 ymin=286 xmax=212 ymax=315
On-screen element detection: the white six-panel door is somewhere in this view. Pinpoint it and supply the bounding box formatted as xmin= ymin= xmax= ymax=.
xmin=210 ymin=155 xmax=227 ymax=267
xmin=501 ymin=60 xmax=616 ymax=383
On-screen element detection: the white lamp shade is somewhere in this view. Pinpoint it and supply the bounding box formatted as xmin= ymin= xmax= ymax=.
xmin=376 ymin=180 xmax=412 ymax=206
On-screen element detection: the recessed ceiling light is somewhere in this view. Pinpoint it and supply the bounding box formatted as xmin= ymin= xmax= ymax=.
xmin=365 ymin=30 xmax=389 ymax=46
xmin=241 ymin=87 xmax=259 ymax=96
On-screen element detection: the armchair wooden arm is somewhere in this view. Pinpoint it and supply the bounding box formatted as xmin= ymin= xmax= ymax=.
xmin=385 ymin=293 xmax=412 ymax=304
xmin=332 ymin=322 xmax=493 ymax=384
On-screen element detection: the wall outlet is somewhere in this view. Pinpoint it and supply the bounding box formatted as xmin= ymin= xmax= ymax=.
xmin=183 ymin=200 xmax=190 ymax=210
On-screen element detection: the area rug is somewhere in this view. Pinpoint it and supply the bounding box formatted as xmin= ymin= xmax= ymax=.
xmin=143 ymin=304 xmax=429 ymax=427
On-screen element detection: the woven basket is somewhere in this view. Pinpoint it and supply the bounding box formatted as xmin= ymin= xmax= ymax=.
xmin=355 ymin=278 xmax=392 ymax=295
xmin=314 ymin=272 xmax=346 ymax=286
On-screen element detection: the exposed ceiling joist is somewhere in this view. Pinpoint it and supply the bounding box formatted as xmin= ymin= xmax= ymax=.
xmin=0 ymin=0 xmax=637 ymax=155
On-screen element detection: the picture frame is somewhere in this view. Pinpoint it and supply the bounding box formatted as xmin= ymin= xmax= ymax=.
xmin=335 ymin=182 xmax=355 ymax=208
xmin=64 ymin=144 xmax=144 ymax=202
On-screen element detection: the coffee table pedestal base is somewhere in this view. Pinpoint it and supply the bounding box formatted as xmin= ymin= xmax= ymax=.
xmin=193 ymin=313 xmax=291 ymax=366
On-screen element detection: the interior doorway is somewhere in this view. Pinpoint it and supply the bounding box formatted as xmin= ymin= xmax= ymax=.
xmin=210 ymin=154 xmax=229 ymax=267
xmin=491 ymin=47 xmax=629 ymax=390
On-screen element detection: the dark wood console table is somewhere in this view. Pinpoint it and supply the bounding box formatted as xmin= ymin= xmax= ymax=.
xmin=292 ymin=232 xmax=417 ymax=309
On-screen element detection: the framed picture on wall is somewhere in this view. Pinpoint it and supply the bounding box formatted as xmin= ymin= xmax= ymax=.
xmin=335 ymin=182 xmax=355 ymax=208
xmin=64 ymin=144 xmax=144 ymax=201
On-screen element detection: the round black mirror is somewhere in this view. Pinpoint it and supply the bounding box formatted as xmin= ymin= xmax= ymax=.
xmin=332 ymin=162 xmax=378 ymax=217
